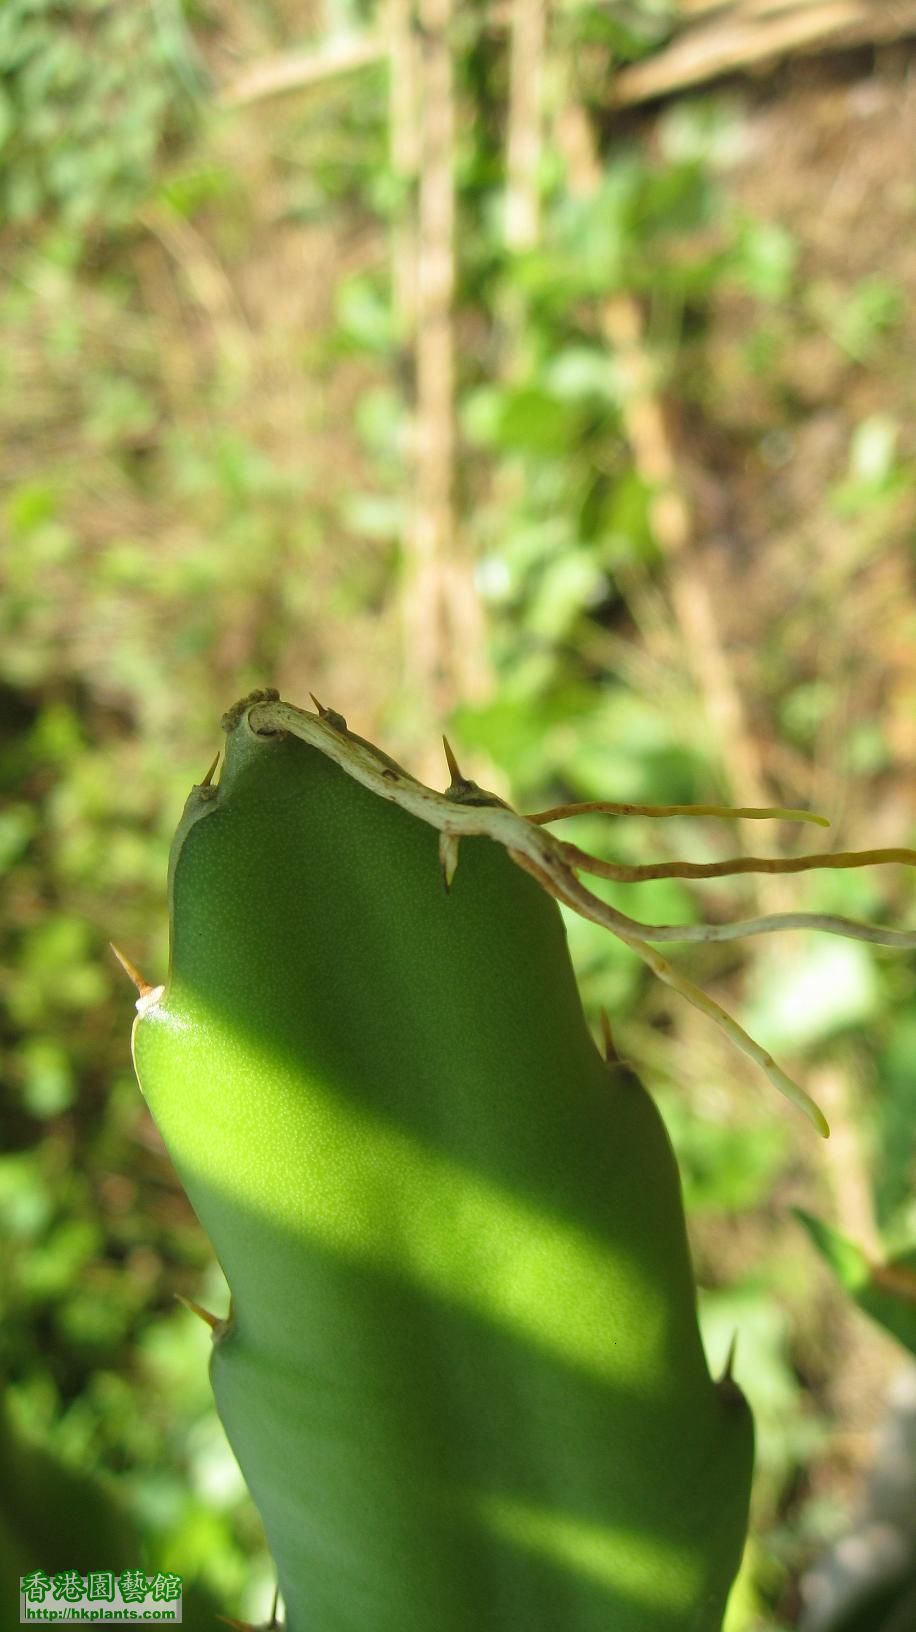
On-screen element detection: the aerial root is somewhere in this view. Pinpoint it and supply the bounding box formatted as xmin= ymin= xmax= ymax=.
xmin=238 ymin=695 xmax=916 ymax=1132
xmin=560 ymin=840 xmax=916 ymax=887
xmin=625 ymin=937 xmax=830 ymax=1137
xmin=527 ymin=800 xmax=830 ymax=827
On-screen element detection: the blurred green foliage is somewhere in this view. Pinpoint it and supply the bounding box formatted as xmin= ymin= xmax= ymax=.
xmin=0 ymin=0 xmax=201 ymax=232
xmin=1 ymin=2 xmax=915 ymax=1628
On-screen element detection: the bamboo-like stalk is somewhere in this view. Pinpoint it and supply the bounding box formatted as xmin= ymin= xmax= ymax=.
xmin=488 ymin=0 xmax=550 ymax=618
xmin=401 ymin=0 xmax=457 ymax=716
xmin=388 ymin=0 xmax=420 ymax=337
xmin=505 ymin=0 xmax=547 ymax=254
xmin=400 ymin=0 xmax=491 ymax=733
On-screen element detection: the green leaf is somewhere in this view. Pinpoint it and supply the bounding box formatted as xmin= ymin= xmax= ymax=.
xmin=795 ymin=1210 xmax=916 ymax=1358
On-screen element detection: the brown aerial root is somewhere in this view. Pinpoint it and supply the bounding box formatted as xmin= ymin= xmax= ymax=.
xmin=232 ymin=696 xmax=916 ymax=1137
xmin=527 ymin=799 xmax=830 ymax=827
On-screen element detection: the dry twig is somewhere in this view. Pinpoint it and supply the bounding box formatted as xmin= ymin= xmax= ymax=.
xmin=221 ymin=35 xmax=385 ymax=107
xmin=614 ymin=0 xmax=916 ymax=107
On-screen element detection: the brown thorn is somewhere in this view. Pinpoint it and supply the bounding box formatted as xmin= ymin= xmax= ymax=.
xmin=599 ymin=1007 xmax=616 ymax=1063
xmin=309 ymin=692 xmax=347 ymax=732
xmin=176 ymin=1293 xmax=224 ymax=1333
xmin=598 ymin=1006 xmax=638 ymax=1075
xmin=198 ymin=751 xmax=220 ymax=788
xmin=442 ymin=734 xmax=464 ymax=786
xmin=109 ymin=942 xmax=154 ymax=999
xmin=439 ymin=831 xmax=460 ymax=892
xmin=719 ymin=1329 xmax=739 ymax=1385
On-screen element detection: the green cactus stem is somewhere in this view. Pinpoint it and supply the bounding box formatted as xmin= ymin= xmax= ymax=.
xmin=127 ymin=691 xmax=916 ymax=1631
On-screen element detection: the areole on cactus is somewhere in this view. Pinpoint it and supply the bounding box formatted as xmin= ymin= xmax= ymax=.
xmin=122 ymin=690 xmax=916 ymax=1632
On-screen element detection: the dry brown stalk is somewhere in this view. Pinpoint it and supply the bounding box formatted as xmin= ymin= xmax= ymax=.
xmin=404 ymin=0 xmax=456 ymax=717
xmin=808 ymin=1065 xmax=882 ymax=1258
xmin=388 ymin=0 xmax=421 ymax=336
xmin=505 ymin=0 xmax=548 ymax=253
xmin=614 ymin=0 xmax=916 ymax=108
xmin=220 ymin=34 xmax=385 ymax=107
xmin=401 ymin=0 xmax=492 ymax=730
